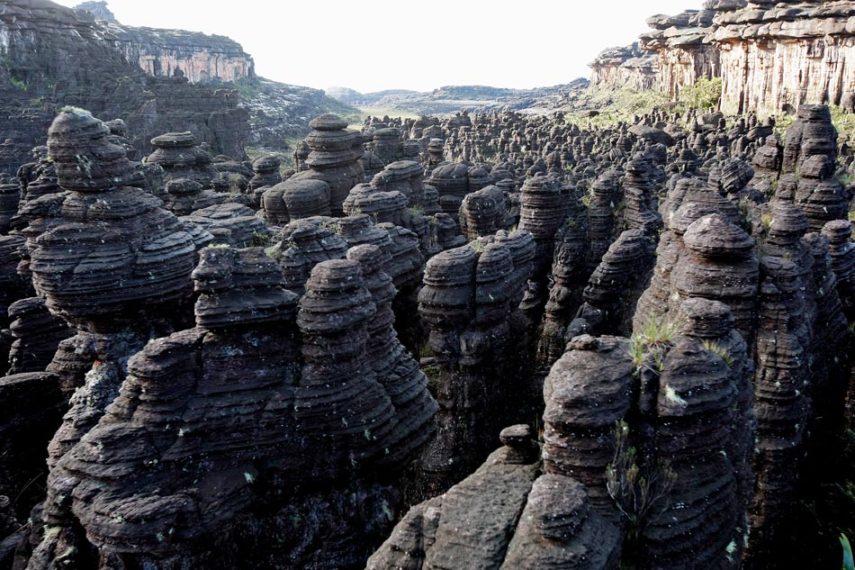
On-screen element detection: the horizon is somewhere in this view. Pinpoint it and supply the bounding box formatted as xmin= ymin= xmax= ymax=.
xmin=52 ymin=0 xmax=703 ymax=93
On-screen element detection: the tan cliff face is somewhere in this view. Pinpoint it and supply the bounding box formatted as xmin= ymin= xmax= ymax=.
xmin=133 ymin=49 xmax=252 ymax=83
xmin=592 ymin=1 xmax=855 ymax=116
xmin=102 ymin=24 xmax=256 ymax=84
xmin=589 ymin=44 xmax=660 ymax=91
xmin=711 ymin=1 xmax=855 ymax=115
xmin=74 ymin=2 xmax=255 ymax=84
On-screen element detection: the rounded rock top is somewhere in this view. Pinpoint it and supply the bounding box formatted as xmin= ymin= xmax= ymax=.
xmin=309 ymin=114 xmax=348 ymax=131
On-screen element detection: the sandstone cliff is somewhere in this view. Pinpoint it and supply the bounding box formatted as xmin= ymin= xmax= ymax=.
xmin=76 ymin=1 xmax=255 ymax=84
xmin=0 ymin=0 xmax=249 ymax=173
xmin=591 ymin=1 xmax=855 ymax=116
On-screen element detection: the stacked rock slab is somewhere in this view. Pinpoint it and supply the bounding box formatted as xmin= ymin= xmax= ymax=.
xmin=371 ymin=160 xmax=425 ymax=207
xmin=637 ymin=303 xmax=748 ymax=568
xmin=181 ymin=202 xmax=267 ymax=247
xmin=536 ymin=195 xmax=589 ymax=371
xmin=428 ymin=162 xmax=471 ymax=214
xmin=5 ymin=297 xmax=71 ymax=375
xmin=621 ymin=153 xmax=663 ymax=236
xmin=518 ymin=173 xmax=572 ymax=323
xmin=634 ymin=212 xmax=758 ymax=343
xmin=262 ymin=178 xmax=331 ymax=225
xmin=248 ymin=154 xmax=282 ymax=191
xmin=823 ymin=220 xmax=855 ymax=320
xmin=299 ymin=114 xmax=364 ymax=216
xmin=571 ymin=229 xmax=654 ymax=338
xmin=160 ymin=177 xmax=225 ymax=216
xmin=22 ymin=109 xmax=203 ymax=566
xmin=543 ymin=335 xmax=634 ymax=518
xmin=271 ymin=218 xmax=349 ymax=296
xmin=415 ymin=233 xmax=535 ymax=496
xmin=585 ymin=169 xmax=622 ymax=273
xmin=367 ymin=425 xmax=622 ymax=570
xmin=0 ymin=177 xmax=19 ymax=234
xmin=144 ymin=131 xmax=217 ymax=187
xmin=459 ymin=184 xmax=508 ymax=241
xmin=784 ymin=106 xmax=849 ymax=231
xmin=27 ymin=247 xmax=437 ymax=568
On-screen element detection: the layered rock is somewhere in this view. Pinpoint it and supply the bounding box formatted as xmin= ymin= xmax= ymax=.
xmin=415 ymin=234 xmax=535 ymax=496
xmin=543 ymin=335 xmax=634 ymax=516
xmin=458 ymin=184 xmax=509 ymax=240
xmin=784 ymin=106 xmax=849 ymax=231
xmin=26 ymin=245 xmax=437 ymax=568
xmin=16 ymin=110 xmax=203 ymax=565
xmin=367 ymin=425 xmax=622 ymax=570
xmin=0 ymin=0 xmax=249 ymax=173
xmin=590 ymin=43 xmax=659 ymax=91
xmin=262 ymin=178 xmax=331 ymax=224
xmin=144 ymin=131 xmax=218 ymax=187
xmin=297 ymin=114 xmax=364 ymax=216
xmin=571 ymin=229 xmax=654 ymax=337
xmin=181 ymin=202 xmax=268 ymax=247
xmin=635 ymin=213 xmax=759 ymax=342
xmin=5 ymin=297 xmax=71 ymax=375
xmin=639 ymin=9 xmax=719 ymax=100
xmin=711 ymin=1 xmax=855 ymax=115
xmin=536 ymin=199 xmax=589 ymax=370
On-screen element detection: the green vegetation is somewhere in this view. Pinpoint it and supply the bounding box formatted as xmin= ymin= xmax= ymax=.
xmin=773 ymin=113 xmax=797 ymax=140
xmin=701 ymin=339 xmax=735 ymax=368
xmin=562 ymin=87 xmax=670 ymax=128
xmin=245 ymin=145 xmax=296 ymax=171
xmin=250 ymin=231 xmax=272 ymax=247
xmin=606 ymin=421 xmax=677 ymax=547
xmin=675 ymin=77 xmax=722 ymax=112
xmin=562 ymin=77 xmax=721 ymax=128
xmin=9 ymin=76 xmax=27 ymax=91
xmin=831 ymin=106 xmax=855 ymax=146
xmin=627 ymin=316 xmax=683 ymax=378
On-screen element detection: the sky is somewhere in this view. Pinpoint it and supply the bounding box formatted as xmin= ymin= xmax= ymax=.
xmin=54 ymin=0 xmax=703 ymax=93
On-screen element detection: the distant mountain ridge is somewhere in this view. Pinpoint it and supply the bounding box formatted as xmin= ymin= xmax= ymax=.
xmin=328 ymin=79 xmax=591 ymax=116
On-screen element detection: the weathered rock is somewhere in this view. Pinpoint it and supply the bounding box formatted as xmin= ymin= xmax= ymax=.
xmin=144 ymin=131 xmax=218 ymax=187
xmin=299 ymin=114 xmax=364 ymax=216
xmin=6 ymin=297 xmax=71 ymax=375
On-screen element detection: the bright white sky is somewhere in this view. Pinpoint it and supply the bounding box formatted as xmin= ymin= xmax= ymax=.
xmin=54 ymin=0 xmax=703 ymax=93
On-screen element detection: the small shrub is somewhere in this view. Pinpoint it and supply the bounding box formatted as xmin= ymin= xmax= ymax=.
xmin=606 ymin=421 xmax=677 ymax=535
xmin=677 ymin=77 xmax=722 ymax=111
xmin=250 ymin=231 xmax=271 ymax=247
xmin=9 ymin=75 xmax=27 ymax=91
xmin=628 ymin=316 xmax=683 ymax=374
xmin=701 ymin=340 xmax=735 ymax=368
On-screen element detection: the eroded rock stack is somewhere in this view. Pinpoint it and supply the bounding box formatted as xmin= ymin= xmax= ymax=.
xmin=784 ymin=106 xmax=849 ymax=231
xmin=459 ymin=184 xmax=508 ymax=240
xmin=144 ymin=131 xmax=217 ymax=187
xmin=25 ymin=244 xmax=437 ymax=568
xmin=299 ymin=114 xmax=364 ymax=216
xmin=416 ymin=233 xmax=535 ymax=496
xmin=368 ymin=425 xmax=622 ymax=570
xmin=16 ymin=109 xmax=204 ymax=561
